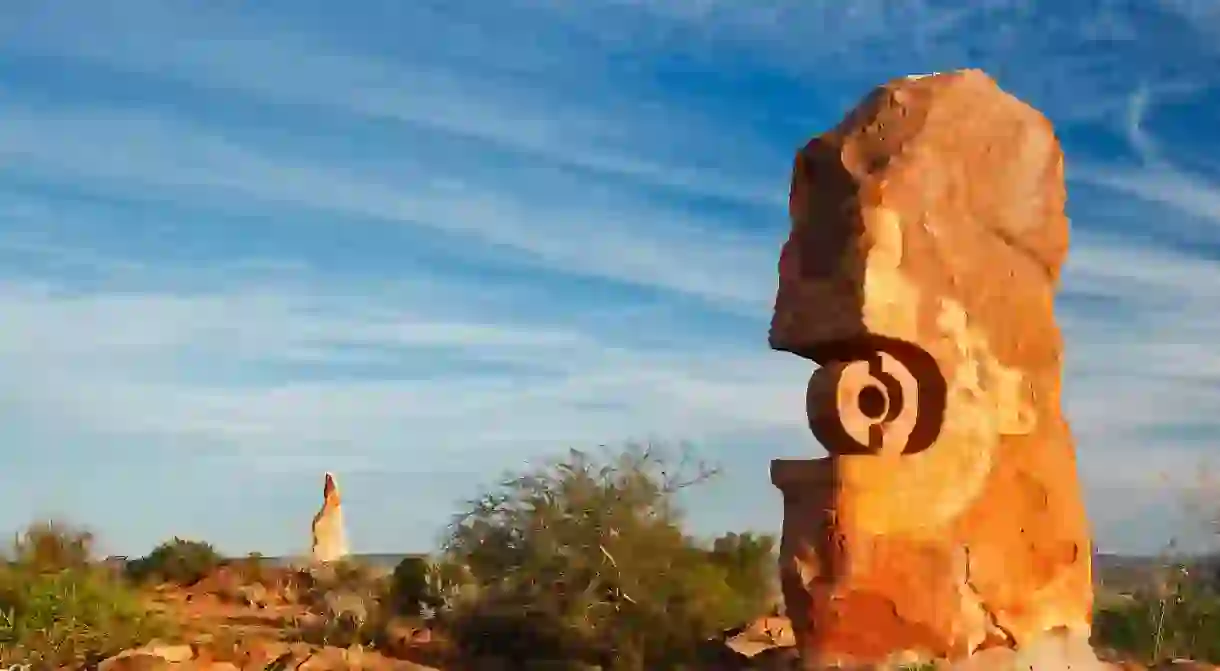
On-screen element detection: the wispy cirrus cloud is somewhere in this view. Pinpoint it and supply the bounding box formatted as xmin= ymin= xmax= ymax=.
xmin=1071 ymin=84 xmax=1220 ymax=230
xmin=0 ymin=105 xmax=780 ymax=313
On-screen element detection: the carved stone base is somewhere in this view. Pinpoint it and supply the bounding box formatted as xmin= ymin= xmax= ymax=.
xmin=773 ymin=457 xmax=1092 ymax=668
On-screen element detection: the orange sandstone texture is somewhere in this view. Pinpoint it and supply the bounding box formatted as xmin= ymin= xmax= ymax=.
xmin=768 ymin=69 xmax=1093 ymax=668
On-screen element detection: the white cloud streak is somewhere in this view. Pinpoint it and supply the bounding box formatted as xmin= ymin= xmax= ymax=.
xmin=0 ymin=106 xmax=778 ymax=314
xmin=1071 ymin=85 xmax=1220 ymax=230
xmin=0 ymin=276 xmax=810 ymax=459
xmin=0 ymin=4 xmax=787 ymax=209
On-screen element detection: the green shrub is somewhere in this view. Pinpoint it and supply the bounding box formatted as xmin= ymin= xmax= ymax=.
xmin=439 ymin=443 xmax=774 ymax=670
xmin=389 ymin=556 xmax=435 ymax=617
xmin=7 ymin=521 xmax=94 ymax=571
xmin=126 ymin=536 xmax=223 ymax=585
xmin=292 ymin=559 xmax=391 ymax=648
xmin=707 ymin=531 xmax=778 ymax=615
xmin=0 ymin=521 xmax=170 ymax=668
xmin=236 ymin=551 xmax=267 ymax=583
xmin=1092 ymin=562 xmax=1220 ymax=663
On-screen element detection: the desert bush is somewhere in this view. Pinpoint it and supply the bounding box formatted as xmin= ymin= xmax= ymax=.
xmin=439 ymin=443 xmax=774 ymax=670
xmin=304 ymin=557 xmax=387 ymax=595
xmin=708 ymin=531 xmax=778 ymax=614
xmin=125 ymin=536 xmax=223 ymax=585
xmin=1093 ymin=560 xmax=1220 ymax=663
xmin=0 ymin=520 xmax=170 ymax=669
xmin=1094 ymin=462 xmax=1220 ymax=663
xmin=293 ymin=559 xmax=391 ymax=647
xmin=389 ymin=556 xmax=433 ymax=617
xmin=7 ymin=521 xmax=94 ymax=570
xmin=387 ymin=555 xmax=468 ymax=620
xmin=235 ymin=551 xmax=268 ymax=582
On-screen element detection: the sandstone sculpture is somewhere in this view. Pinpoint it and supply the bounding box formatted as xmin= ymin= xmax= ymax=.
xmin=768 ymin=69 xmax=1095 ymax=668
xmin=310 ymin=472 xmax=349 ymax=564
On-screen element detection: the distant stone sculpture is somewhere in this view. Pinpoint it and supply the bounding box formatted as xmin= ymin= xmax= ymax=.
xmin=310 ymin=472 xmax=349 ymax=564
xmin=768 ymin=70 xmax=1095 ymax=668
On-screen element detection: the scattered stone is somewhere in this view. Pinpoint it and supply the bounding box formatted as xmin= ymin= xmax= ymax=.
xmin=99 ymin=641 xmax=195 ymax=671
xmin=322 ymin=589 xmax=370 ymax=629
xmin=98 ymin=654 xmax=173 ymax=671
xmin=723 ymin=615 xmax=797 ymax=658
xmin=238 ymin=582 xmax=271 ymax=609
xmin=768 ymin=69 xmax=1094 ymax=667
xmin=381 ymin=618 xmax=435 ymax=658
xmin=942 ymin=630 xmax=1112 ymax=670
xmin=233 ymin=639 xmax=292 ymax=669
xmin=142 ymin=643 xmax=196 ymax=664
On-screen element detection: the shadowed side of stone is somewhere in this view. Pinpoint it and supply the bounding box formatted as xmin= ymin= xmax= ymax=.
xmin=767 ymin=69 xmax=1094 ymax=668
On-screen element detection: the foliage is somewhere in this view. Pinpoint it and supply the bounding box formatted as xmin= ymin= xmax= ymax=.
xmin=6 ymin=521 xmax=94 ymax=571
xmin=386 ymin=555 xmax=470 ymax=621
xmin=1093 ymin=560 xmax=1220 ymax=663
xmin=388 ymin=556 xmax=437 ymax=617
xmin=1092 ymin=464 xmax=1220 ymax=664
xmin=0 ymin=521 xmax=170 ymax=669
xmin=438 ymin=443 xmax=774 ymax=670
xmin=234 ymin=551 xmax=268 ymax=583
xmin=294 ymin=559 xmax=391 ymax=648
xmin=707 ymin=531 xmax=778 ymax=614
xmin=125 ymin=536 xmax=223 ymax=586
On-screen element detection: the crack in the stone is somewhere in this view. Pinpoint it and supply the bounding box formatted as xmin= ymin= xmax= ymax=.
xmin=961 ymin=545 xmax=1017 ymax=653
xmin=987 ymin=222 xmax=1056 ymax=282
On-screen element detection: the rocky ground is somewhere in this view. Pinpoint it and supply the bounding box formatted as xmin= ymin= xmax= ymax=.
xmin=83 ymin=565 xmax=1220 ymax=671
xmin=92 ymin=565 xmax=445 ymax=671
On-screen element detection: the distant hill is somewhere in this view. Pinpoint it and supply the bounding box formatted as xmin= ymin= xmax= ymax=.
xmin=252 ymin=551 xmax=1194 ymax=585
xmin=260 ymin=552 xmax=428 ymax=570
xmin=345 ymin=552 xmax=429 ymax=569
xmin=1094 ymin=552 xmax=1220 ymax=595
xmin=102 ymin=549 xmax=1211 ymax=595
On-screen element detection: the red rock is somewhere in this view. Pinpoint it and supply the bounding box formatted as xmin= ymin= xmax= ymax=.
xmin=723 ymin=615 xmax=797 ymax=658
xmin=768 ymin=69 xmax=1093 ymax=668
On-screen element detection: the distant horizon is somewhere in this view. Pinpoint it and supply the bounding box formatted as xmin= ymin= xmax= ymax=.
xmin=90 ymin=540 xmax=1216 ymax=565
xmin=96 ymin=549 xmax=1215 ymax=563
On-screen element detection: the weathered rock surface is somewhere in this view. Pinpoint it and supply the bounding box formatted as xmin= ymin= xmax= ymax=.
xmin=311 ymin=472 xmax=350 ymax=564
xmin=99 ymin=641 xmax=440 ymax=671
xmin=768 ymin=69 xmax=1094 ymax=668
xmin=723 ymin=615 xmax=797 ymax=658
xmin=943 ymin=630 xmax=1113 ymax=670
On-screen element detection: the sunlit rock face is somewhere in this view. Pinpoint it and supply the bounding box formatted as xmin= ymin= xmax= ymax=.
xmin=768 ymin=69 xmax=1094 ymax=668
xmin=311 ymin=472 xmax=349 ymax=564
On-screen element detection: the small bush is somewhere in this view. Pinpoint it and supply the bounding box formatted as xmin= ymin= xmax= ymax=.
xmin=389 ymin=556 xmax=432 ymax=617
xmin=126 ymin=536 xmax=223 ymax=585
xmin=386 ymin=555 xmax=468 ymax=621
xmin=293 ymin=559 xmax=391 ymax=648
xmin=707 ymin=531 xmax=778 ymax=617
xmin=0 ymin=521 xmax=170 ymax=668
xmin=235 ymin=551 xmax=267 ymax=583
xmin=440 ymin=443 xmax=775 ymax=670
xmin=1093 ymin=562 xmax=1220 ymax=663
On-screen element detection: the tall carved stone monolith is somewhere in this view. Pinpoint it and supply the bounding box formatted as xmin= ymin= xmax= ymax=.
xmin=310 ymin=471 xmax=349 ymax=564
xmin=769 ymin=70 xmax=1094 ymax=668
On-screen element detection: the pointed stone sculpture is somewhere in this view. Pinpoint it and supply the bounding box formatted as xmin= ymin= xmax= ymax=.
xmin=769 ymin=70 xmax=1095 ymax=668
xmin=311 ymin=471 xmax=349 ymax=564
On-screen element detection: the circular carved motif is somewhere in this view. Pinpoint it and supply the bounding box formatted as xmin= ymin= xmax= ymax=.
xmin=804 ymin=336 xmax=947 ymax=456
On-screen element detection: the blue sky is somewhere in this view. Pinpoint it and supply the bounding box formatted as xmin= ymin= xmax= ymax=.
xmin=1 ymin=0 xmax=1218 ymax=558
